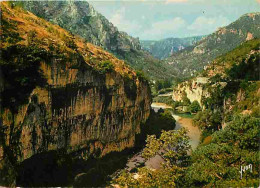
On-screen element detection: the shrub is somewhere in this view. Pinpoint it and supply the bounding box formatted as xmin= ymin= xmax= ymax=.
xmin=182 ymin=93 xmax=191 ymax=106
xmin=136 ymin=70 xmax=148 ymax=82
xmin=188 ymin=100 xmax=201 ymax=113
xmin=97 ymin=60 xmax=114 ymax=74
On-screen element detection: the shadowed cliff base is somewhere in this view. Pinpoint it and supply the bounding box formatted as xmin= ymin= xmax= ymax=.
xmin=15 ymin=109 xmax=175 ymax=187
xmin=16 ymin=132 xmax=147 ymax=187
xmin=16 ymin=149 xmax=135 ymax=187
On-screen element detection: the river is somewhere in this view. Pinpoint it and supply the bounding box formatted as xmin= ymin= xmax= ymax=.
xmin=126 ymin=102 xmax=201 ymax=171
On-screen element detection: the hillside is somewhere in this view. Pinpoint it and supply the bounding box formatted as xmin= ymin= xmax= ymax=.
xmin=0 ymin=2 xmax=151 ymax=186
xmin=141 ymin=36 xmax=203 ymax=59
xmin=16 ymin=1 xmax=174 ymax=80
xmin=188 ymin=39 xmax=260 ymax=187
xmin=114 ymin=38 xmax=260 ymax=188
xmin=165 ymin=12 xmax=260 ymax=78
xmin=172 ymin=38 xmax=260 ymax=109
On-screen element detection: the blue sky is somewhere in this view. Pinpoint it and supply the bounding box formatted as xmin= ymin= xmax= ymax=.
xmin=89 ymin=0 xmax=260 ymax=40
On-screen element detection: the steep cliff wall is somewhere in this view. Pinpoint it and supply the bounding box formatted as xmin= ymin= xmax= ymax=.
xmin=0 ymin=2 xmax=151 ymax=169
xmin=172 ymin=77 xmax=210 ymax=106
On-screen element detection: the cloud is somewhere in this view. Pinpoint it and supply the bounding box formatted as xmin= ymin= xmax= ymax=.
xmin=165 ymin=0 xmax=188 ymax=4
xmin=140 ymin=17 xmax=187 ymax=39
xmin=187 ymin=15 xmax=230 ymax=35
xmin=152 ymin=17 xmax=187 ymax=31
xmin=138 ymin=15 xmax=231 ymax=40
xmin=109 ymin=7 xmax=142 ymax=33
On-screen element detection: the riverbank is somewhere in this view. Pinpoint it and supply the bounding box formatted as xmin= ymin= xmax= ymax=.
xmin=172 ymin=114 xmax=200 ymax=150
xmin=124 ymin=103 xmax=201 ymax=172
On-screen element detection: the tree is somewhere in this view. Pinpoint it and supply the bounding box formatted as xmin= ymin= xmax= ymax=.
xmin=113 ymin=128 xmax=191 ymax=187
xmin=185 ymin=115 xmax=260 ymax=187
xmin=188 ymin=100 xmax=201 ymax=113
xmin=144 ymin=109 xmax=176 ymax=138
xmin=182 ymin=93 xmax=191 ymax=106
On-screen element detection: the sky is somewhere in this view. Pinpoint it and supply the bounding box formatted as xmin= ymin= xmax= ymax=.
xmin=88 ymin=0 xmax=260 ymax=40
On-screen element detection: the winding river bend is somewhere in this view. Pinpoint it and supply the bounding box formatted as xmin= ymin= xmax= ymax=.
xmin=151 ymin=102 xmax=201 ymax=150
xmin=126 ymin=103 xmax=201 ymax=171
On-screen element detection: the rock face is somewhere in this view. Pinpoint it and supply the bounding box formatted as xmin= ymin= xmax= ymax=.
xmin=18 ymin=1 xmax=173 ymax=80
xmin=22 ymin=1 xmax=141 ymax=54
xmin=165 ymin=12 xmax=260 ymax=78
xmin=172 ymin=77 xmax=209 ymax=106
xmin=3 ymin=65 xmax=151 ymax=161
xmin=0 ymin=2 xmax=151 ymax=167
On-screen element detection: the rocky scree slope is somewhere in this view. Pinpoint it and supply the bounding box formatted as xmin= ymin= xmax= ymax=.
xmin=0 ymin=2 xmax=151 ymax=179
xmin=141 ymin=36 xmax=203 ymax=60
xmin=165 ymin=12 xmax=260 ymax=78
xmin=19 ymin=0 xmax=172 ymax=80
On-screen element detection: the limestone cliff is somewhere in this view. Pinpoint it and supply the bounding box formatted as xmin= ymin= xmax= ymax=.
xmin=0 ymin=2 xmax=151 ymax=171
xmin=172 ymin=77 xmax=210 ymax=106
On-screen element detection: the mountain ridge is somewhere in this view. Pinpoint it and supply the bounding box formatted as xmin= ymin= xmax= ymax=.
xmin=19 ymin=1 xmax=174 ymax=80
xmin=141 ymin=35 xmax=204 ymax=59
xmin=164 ymin=12 xmax=260 ymax=78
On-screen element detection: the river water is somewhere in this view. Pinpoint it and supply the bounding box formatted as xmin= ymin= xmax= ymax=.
xmin=126 ymin=103 xmax=201 ymax=171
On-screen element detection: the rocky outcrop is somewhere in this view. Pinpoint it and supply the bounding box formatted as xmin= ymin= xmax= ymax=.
xmin=2 ymin=63 xmax=151 ymax=162
xmin=0 ymin=2 xmax=151 ymax=168
xmin=17 ymin=1 xmax=172 ymax=80
xmin=172 ymin=77 xmax=209 ymax=106
xmin=21 ymin=1 xmax=141 ymax=54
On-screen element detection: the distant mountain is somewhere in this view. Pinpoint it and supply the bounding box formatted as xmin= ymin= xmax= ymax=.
xmin=164 ymin=12 xmax=260 ymax=78
xmin=141 ymin=36 xmax=203 ymax=59
xmin=19 ymin=1 xmax=174 ymax=80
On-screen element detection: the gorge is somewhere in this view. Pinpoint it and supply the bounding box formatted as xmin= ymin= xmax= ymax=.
xmin=0 ymin=2 xmax=151 ymax=186
xmin=0 ymin=1 xmax=259 ymax=187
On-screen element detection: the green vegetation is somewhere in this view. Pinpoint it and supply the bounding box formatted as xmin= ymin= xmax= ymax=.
xmin=164 ymin=14 xmax=260 ymax=78
xmin=181 ymin=93 xmax=191 ymax=106
xmin=97 ymin=60 xmax=114 ymax=74
xmin=1 ymin=45 xmax=48 ymax=113
xmin=153 ymin=96 xmax=174 ymax=106
xmin=113 ymin=128 xmax=190 ymax=187
xmin=135 ymin=70 xmax=149 ymax=82
xmin=188 ymin=100 xmax=201 ymax=113
xmin=113 ymin=35 xmax=260 ymax=188
xmin=185 ymin=115 xmax=259 ymax=187
xmin=154 ymin=79 xmax=172 ymax=92
xmin=143 ymin=109 xmax=176 ymax=137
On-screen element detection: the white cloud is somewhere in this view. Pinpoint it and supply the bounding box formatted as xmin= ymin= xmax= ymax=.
xmin=152 ymin=17 xmax=187 ymax=31
xmin=165 ymin=0 xmax=188 ymax=4
xmin=138 ymin=15 xmax=231 ymax=40
xmin=109 ymin=7 xmax=142 ymax=33
xmin=187 ymin=15 xmax=230 ymax=35
xmin=140 ymin=17 xmax=187 ymax=39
